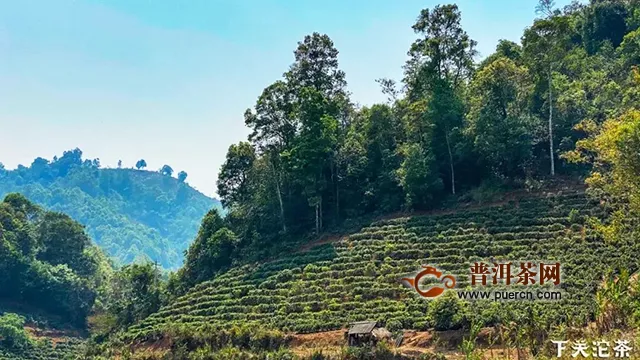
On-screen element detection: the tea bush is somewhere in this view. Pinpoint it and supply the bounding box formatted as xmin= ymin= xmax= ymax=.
xmin=125 ymin=192 xmax=629 ymax=344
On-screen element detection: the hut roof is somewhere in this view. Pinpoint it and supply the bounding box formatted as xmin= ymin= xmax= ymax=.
xmin=348 ymin=321 xmax=377 ymax=335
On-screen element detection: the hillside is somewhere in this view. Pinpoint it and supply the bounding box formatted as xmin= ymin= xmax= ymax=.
xmin=0 ymin=149 xmax=222 ymax=269
xmin=0 ymin=339 xmax=84 ymax=360
xmin=0 ymin=194 xmax=107 ymax=359
xmin=123 ymin=190 xmax=623 ymax=351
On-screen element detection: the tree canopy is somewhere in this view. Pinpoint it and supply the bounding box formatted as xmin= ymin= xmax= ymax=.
xmin=173 ymin=0 xmax=640 ymax=292
xmin=0 ymin=194 xmax=108 ymax=325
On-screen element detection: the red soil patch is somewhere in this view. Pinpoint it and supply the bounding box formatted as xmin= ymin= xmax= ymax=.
xmin=24 ymin=325 xmax=81 ymax=345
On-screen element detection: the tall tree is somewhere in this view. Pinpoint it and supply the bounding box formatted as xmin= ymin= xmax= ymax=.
xmin=287 ymin=88 xmax=339 ymax=233
xmin=217 ymin=142 xmax=256 ymax=208
xmin=106 ymin=263 xmax=165 ymax=329
xmin=564 ymin=108 xmax=640 ymax=242
xmin=285 ymin=32 xmax=347 ymax=100
xmin=404 ymin=4 xmax=477 ymax=194
xmin=466 ymin=57 xmax=535 ymax=177
xmin=362 ymin=104 xmax=403 ymax=211
xmin=244 ymin=81 xmax=295 ymax=232
xmin=37 ymin=212 xmax=95 ymax=276
xmin=284 ymin=33 xmax=350 ymax=230
xmin=524 ymin=0 xmax=573 ymax=176
xmin=180 ymin=209 xmax=237 ymax=286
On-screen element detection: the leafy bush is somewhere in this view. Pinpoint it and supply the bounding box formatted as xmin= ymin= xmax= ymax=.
xmin=428 ymin=291 xmax=467 ymax=331
xmin=0 ymin=313 xmax=31 ymax=349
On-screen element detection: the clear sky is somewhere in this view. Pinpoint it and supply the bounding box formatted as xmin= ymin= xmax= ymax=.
xmin=0 ymin=0 xmax=578 ymax=197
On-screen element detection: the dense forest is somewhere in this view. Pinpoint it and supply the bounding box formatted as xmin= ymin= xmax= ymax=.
xmin=5 ymin=0 xmax=640 ymax=358
xmin=0 ymin=193 xmax=171 ymax=358
xmin=172 ymin=0 xmax=640 ymax=291
xmin=0 ymin=193 xmax=109 ymax=325
xmin=0 ymin=149 xmax=221 ymax=269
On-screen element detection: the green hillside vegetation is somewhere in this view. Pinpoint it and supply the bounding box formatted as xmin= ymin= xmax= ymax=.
xmin=0 ymin=194 xmax=105 ymax=359
xmin=0 ymin=341 xmax=83 ymax=360
xmin=0 ymin=193 xmax=109 ymax=326
xmin=0 ymin=313 xmax=83 ymax=360
xmin=126 ymin=191 xmax=616 ymax=338
xmin=6 ymin=0 xmax=640 ymax=358
xmin=0 ymin=149 xmax=221 ymax=269
xmin=85 ymin=0 xmax=640 ymax=357
xmin=0 ymin=194 xmax=172 ymax=360
xmin=198 ymin=0 xmax=640 ymax=293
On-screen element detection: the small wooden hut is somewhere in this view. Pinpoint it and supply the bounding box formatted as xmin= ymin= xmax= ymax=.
xmin=345 ymin=321 xmax=391 ymax=346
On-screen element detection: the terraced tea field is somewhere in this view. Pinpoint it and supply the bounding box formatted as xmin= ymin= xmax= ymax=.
xmin=0 ymin=338 xmax=84 ymax=360
xmin=127 ymin=191 xmax=634 ymax=339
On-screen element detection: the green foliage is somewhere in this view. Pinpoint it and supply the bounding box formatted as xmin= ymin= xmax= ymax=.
xmin=460 ymin=321 xmax=482 ymax=360
xmin=99 ymin=262 xmax=166 ymax=331
xmin=208 ymin=0 xmax=640 ymax=278
xmin=0 ymin=194 xmax=107 ymax=325
xmin=10 ymin=1 xmax=640 ymax=356
xmin=595 ymin=268 xmax=640 ymax=333
xmin=0 ymin=337 xmax=84 ymax=360
xmin=565 ymin=109 xmax=640 ymax=241
xmin=466 ymin=57 xmax=535 ymax=177
xmin=396 ymin=143 xmax=442 ymax=209
xmin=217 ymin=142 xmax=256 ymax=208
xmin=183 ymin=226 xmax=239 ymax=288
xmin=428 ymin=291 xmax=467 ymax=331
xmin=0 ymin=149 xmax=221 ymax=269
xmin=159 ymin=165 xmax=174 ymax=177
xmin=124 ymin=193 xmax=616 ymax=342
xmin=0 ymin=313 xmax=31 ymax=350
xmin=135 ymin=159 xmax=147 ymax=170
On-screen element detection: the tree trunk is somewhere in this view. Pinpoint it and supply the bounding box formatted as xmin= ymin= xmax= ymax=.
xmin=275 ymin=176 xmax=287 ymax=233
xmin=445 ymin=132 xmax=456 ymax=195
xmin=319 ymin=198 xmax=323 ymax=230
xmin=334 ymin=161 xmax=340 ymax=223
xmin=335 ymin=178 xmax=340 ymax=222
xmin=315 ymin=203 xmax=319 ymax=235
xmin=548 ymin=65 xmax=555 ymax=177
xmin=270 ymin=159 xmax=287 ymax=233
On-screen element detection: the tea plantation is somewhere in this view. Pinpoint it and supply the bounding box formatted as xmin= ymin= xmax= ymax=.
xmin=0 ymin=338 xmax=84 ymax=360
xmin=126 ymin=191 xmax=633 ymax=339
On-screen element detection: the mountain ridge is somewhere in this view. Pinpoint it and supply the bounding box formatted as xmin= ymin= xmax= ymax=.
xmin=0 ymin=149 xmax=222 ymax=269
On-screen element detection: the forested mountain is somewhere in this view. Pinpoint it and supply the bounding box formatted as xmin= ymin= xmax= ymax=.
xmin=94 ymin=0 xmax=640 ymax=357
xmin=6 ymin=0 xmax=640 ymax=358
xmin=192 ymin=0 xmax=640 ymax=285
xmin=0 ymin=149 xmax=221 ymax=269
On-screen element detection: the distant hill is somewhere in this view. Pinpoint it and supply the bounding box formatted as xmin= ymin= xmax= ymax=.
xmin=0 ymin=149 xmax=221 ymax=269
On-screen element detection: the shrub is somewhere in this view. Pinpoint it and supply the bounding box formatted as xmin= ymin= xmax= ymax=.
xmin=428 ymin=291 xmax=467 ymax=330
xmin=385 ymin=319 xmax=403 ymax=332
xmin=0 ymin=313 xmax=31 ymax=349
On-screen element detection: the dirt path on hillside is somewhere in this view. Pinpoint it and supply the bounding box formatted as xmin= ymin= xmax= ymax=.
xmin=24 ymin=325 xmax=82 ymax=345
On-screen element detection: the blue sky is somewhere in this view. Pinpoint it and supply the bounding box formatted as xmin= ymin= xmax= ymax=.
xmin=0 ymin=0 xmax=577 ymax=197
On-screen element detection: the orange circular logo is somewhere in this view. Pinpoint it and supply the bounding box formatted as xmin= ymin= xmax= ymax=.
xmin=401 ymin=265 xmax=456 ymax=298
